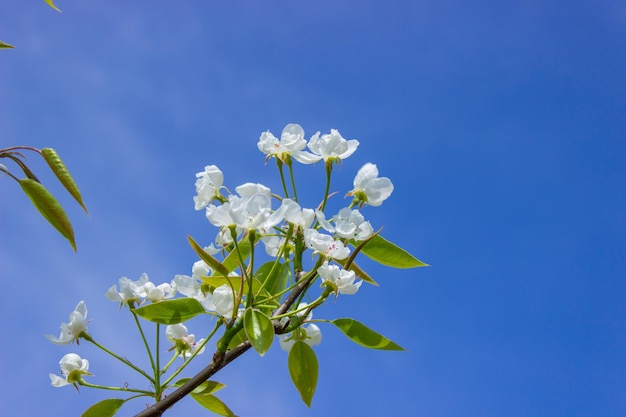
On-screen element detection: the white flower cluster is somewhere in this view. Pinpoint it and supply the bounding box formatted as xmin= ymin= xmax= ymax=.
xmin=47 ymin=124 xmax=395 ymax=384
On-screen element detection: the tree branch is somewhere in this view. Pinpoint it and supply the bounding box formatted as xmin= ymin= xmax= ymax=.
xmin=133 ymin=270 xmax=317 ymax=417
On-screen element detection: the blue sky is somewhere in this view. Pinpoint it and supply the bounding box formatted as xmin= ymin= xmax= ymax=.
xmin=1 ymin=1 xmax=625 ymax=416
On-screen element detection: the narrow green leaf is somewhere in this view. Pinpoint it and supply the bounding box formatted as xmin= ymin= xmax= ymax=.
xmin=331 ymin=318 xmax=405 ymax=350
xmin=0 ymin=40 xmax=15 ymax=49
xmin=190 ymin=393 xmax=238 ymax=417
xmin=222 ymin=237 xmax=252 ymax=272
xmin=175 ymin=378 xmax=225 ymax=395
xmin=19 ymin=178 xmax=76 ymax=251
xmin=188 ymin=235 xmax=229 ymax=276
xmin=44 ymin=0 xmax=62 ymax=12
xmin=80 ymin=399 xmax=124 ymax=417
xmin=133 ymin=298 xmax=205 ymax=324
xmin=41 ymin=148 xmax=88 ymax=213
xmin=336 ymin=259 xmax=378 ymax=286
xmin=288 ymin=341 xmax=318 ymax=407
xmin=202 ymin=276 xmax=262 ymax=295
xmin=255 ymin=261 xmax=290 ymax=296
xmin=359 ymin=235 xmax=428 ymax=268
xmin=243 ymin=308 xmax=274 ymax=356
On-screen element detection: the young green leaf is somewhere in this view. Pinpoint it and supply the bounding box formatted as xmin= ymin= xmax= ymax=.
xmin=188 ymin=235 xmax=229 ymax=276
xmin=190 ymin=393 xmax=238 ymax=417
xmin=202 ymin=276 xmax=262 ymax=295
xmin=175 ymin=378 xmax=226 ymax=395
xmin=41 ymin=148 xmax=88 ymax=213
xmin=19 ymin=178 xmax=76 ymax=251
xmin=243 ymin=308 xmax=274 ymax=356
xmin=222 ymin=237 xmax=252 ymax=272
xmin=255 ymin=261 xmax=291 ymax=296
xmin=0 ymin=40 xmax=15 ymax=49
xmin=80 ymin=399 xmax=125 ymax=417
xmin=288 ymin=341 xmax=318 ymax=407
xmin=359 ymin=235 xmax=428 ymax=268
xmin=133 ymin=298 xmax=205 ymax=324
xmin=44 ymin=0 xmax=62 ymax=12
xmin=331 ymin=318 xmax=405 ymax=350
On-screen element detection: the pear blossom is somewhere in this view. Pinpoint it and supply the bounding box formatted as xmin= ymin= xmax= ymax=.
xmin=259 ymin=199 xmax=314 ymax=256
xmin=349 ymin=162 xmax=393 ymax=207
xmin=316 ymin=208 xmax=373 ymax=241
xmin=49 ymin=353 xmax=91 ymax=388
xmin=261 ymin=234 xmax=285 ymax=257
xmin=106 ymin=273 xmax=150 ymax=305
xmin=278 ymin=324 xmax=322 ymax=351
xmin=278 ymin=302 xmax=322 ymax=351
xmin=308 ymin=129 xmax=359 ymax=163
xmin=172 ymin=261 xmax=216 ymax=311
xmin=166 ymin=323 xmax=206 ymax=358
xmin=137 ymin=281 xmax=176 ymax=302
xmin=206 ymin=183 xmax=284 ymax=232
xmin=258 ymin=124 xmax=322 ymax=164
xmin=194 ymin=165 xmax=224 ymax=210
xmin=106 ymin=273 xmax=174 ymax=305
xmin=46 ymin=301 xmax=89 ymax=345
xmin=281 ymin=199 xmax=315 ymax=229
xmin=235 ymin=182 xmax=271 ymax=198
xmin=191 ymin=260 xmax=212 ymax=279
xmin=213 ymin=284 xmax=236 ymax=319
xmin=304 ymin=228 xmax=350 ymax=260
xmin=317 ymin=261 xmax=362 ymax=295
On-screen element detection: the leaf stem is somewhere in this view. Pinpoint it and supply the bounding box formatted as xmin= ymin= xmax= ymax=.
xmin=81 ymin=333 xmax=154 ymax=383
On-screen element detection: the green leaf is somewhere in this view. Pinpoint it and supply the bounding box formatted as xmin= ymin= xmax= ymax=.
xmin=0 ymin=40 xmax=15 ymax=49
xmin=80 ymin=399 xmax=124 ymax=417
xmin=41 ymin=148 xmax=88 ymax=213
xmin=331 ymin=318 xmax=405 ymax=350
xmin=133 ymin=298 xmax=205 ymax=324
xmin=19 ymin=178 xmax=76 ymax=251
xmin=188 ymin=235 xmax=229 ymax=276
xmin=359 ymin=235 xmax=428 ymax=268
xmin=190 ymin=393 xmax=238 ymax=417
xmin=222 ymin=237 xmax=252 ymax=272
xmin=243 ymin=308 xmax=274 ymax=356
xmin=202 ymin=276 xmax=262 ymax=295
xmin=255 ymin=261 xmax=290 ymax=296
xmin=225 ymin=327 xmax=248 ymax=350
xmin=44 ymin=0 xmax=62 ymax=12
xmin=175 ymin=378 xmax=225 ymax=395
xmin=288 ymin=341 xmax=318 ymax=407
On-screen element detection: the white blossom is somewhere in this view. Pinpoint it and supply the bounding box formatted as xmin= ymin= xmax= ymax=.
xmin=349 ymin=162 xmax=393 ymax=207
xmin=46 ymin=301 xmax=88 ymax=345
xmin=333 ymin=207 xmax=374 ymax=240
xmin=213 ymin=284 xmax=236 ymax=319
xmin=194 ymin=165 xmax=224 ymax=210
xmin=172 ymin=274 xmax=216 ymax=311
xmin=49 ymin=353 xmax=90 ymax=388
xmin=106 ymin=273 xmax=175 ymax=305
xmin=304 ymin=229 xmax=350 ymax=260
xmin=166 ymin=323 xmax=206 ymax=358
xmin=308 ymin=129 xmax=359 ymax=162
xmin=206 ymin=183 xmax=284 ymax=232
xmin=105 ymin=273 xmax=149 ymax=305
xmin=278 ymin=303 xmax=322 ymax=351
xmin=317 ymin=261 xmax=362 ymax=295
xmin=257 ymin=124 xmax=322 ymax=164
